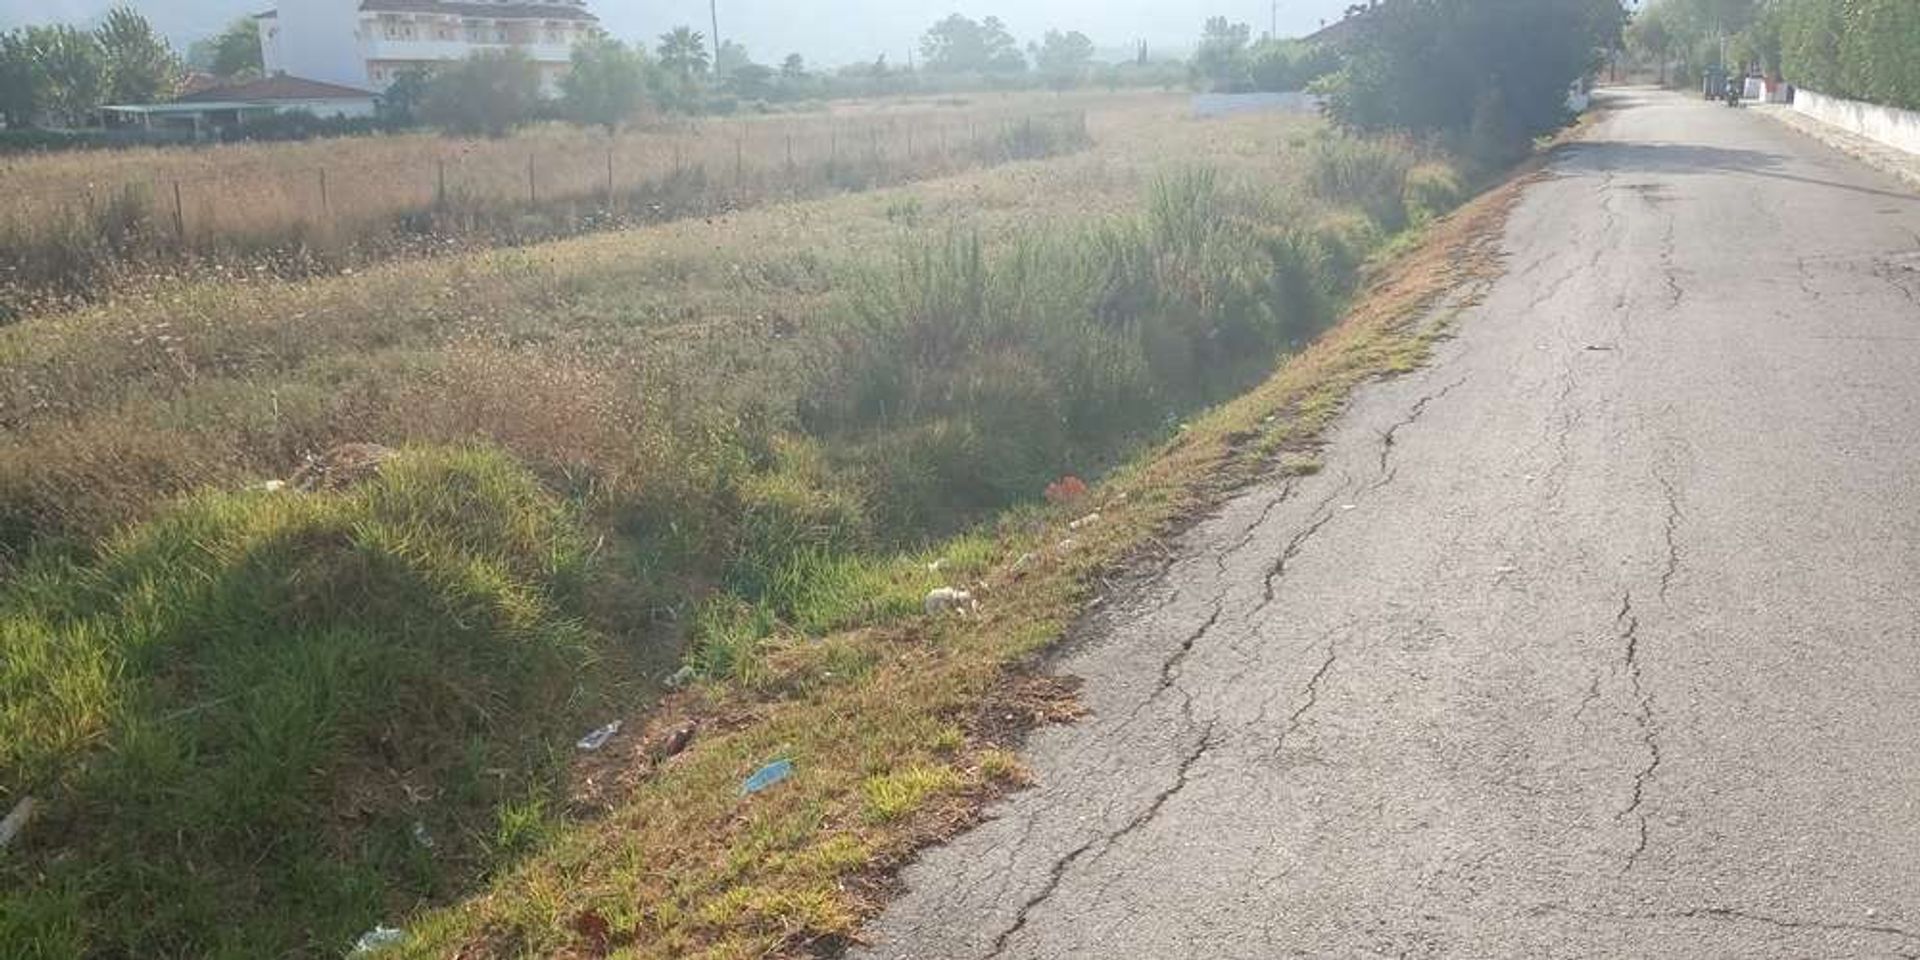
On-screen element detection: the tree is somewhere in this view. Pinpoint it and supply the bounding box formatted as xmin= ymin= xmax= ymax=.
xmin=197 ymin=17 xmax=264 ymax=79
xmin=1194 ymin=17 xmax=1253 ymax=91
xmin=727 ymin=63 xmax=776 ymax=99
xmin=781 ymin=53 xmax=807 ymax=80
xmin=715 ymin=39 xmax=752 ymax=75
xmin=1319 ymin=0 xmax=1625 ymax=163
xmin=96 ymin=6 xmax=181 ymax=104
xmin=30 ymin=25 xmax=107 ymax=125
xmin=1246 ymin=39 xmax=1340 ymax=92
xmin=0 ymin=30 xmax=44 ymax=127
xmin=656 ymin=26 xmax=709 ymax=77
xmin=920 ymin=14 xmax=1025 ymax=74
xmin=1627 ymin=6 xmax=1675 ymax=84
xmin=1034 ymin=29 xmax=1095 ymax=88
xmin=380 ymin=66 xmax=433 ymax=125
xmin=561 ymin=36 xmax=648 ymax=131
xmin=421 ymin=49 xmax=540 ymax=137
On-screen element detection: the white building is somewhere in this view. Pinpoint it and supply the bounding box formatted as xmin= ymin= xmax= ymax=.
xmin=257 ymin=0 xmax=600 ymax=95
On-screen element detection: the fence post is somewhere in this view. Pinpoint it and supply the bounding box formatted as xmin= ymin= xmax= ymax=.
xmin=436 ymin=159 xmax=447 ymax=209
xmin=735 ymin=137 xmax=744 ymax=187
xmin=785 ymin=133 xmax=794 ymax=171
xmin=172 ymin=181 xmax=185 ymax=241
xmin=318 ymin=167 xmax=329 ymax=217
xmin=606 ymin=147 xmax=615 ymax=208
xmin=907 ymin=126 xmax=914 ymax=160
xmin=527 ymin=154 xmax=537 ymax=205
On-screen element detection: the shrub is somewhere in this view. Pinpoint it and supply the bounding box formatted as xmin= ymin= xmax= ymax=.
xmin=421 ymin=49 xmax=542 ymax=137
xmin=1305 ymin=135 xmax=1415 ymax=231
xmin=0 ymin=447 xmax=613 ymax=956
xmin=1404 ymin=162 xmax=1467 ymax=226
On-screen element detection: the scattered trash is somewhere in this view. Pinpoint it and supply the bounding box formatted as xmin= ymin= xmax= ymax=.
xmin=349 ymin=925 xmax=406 ymax=957
xmin=292 ymin=443 xmax=399 ymax=493
xmin=742 ymin=759 xmax=794 ymax=795
xmin=1585 ymin=344 xmax=1617 ymax=352
xmin=1523 ymin=474 xmax=1538 ymax=483
xmin=1340 ymin=504 xmax=1358 ymax=512
xmin=1044 ymin=475 xmax=1089 ymax=506
xmin=650 ymin=723 xmax=697 ymax=763
xmin=1069 ymin=512 xmax=1102 ymax=531
xmin=0 ymin=796 xmax=35 ymax=851
xmin=248 ymin=479 xmax=288 ymax=493
xmin=1057 ymin=538 xmax=1079 ymax=553
xmin=410 ymin=821 xmax=435 ymax=850
xmin=1494 ymin=566 xmax=1519 ymax=576
xmin=926 ymin=558 xmax=948 ymax=573
xmin=925 ymin=587 xmax=978 ymax=617
xmin=1011 ymin=552 xmax=1038 ymax=571
xmin=576 ymin=721 xmax=623 ymax=752
xmin=665 ymin=665 xmax=697 ymax=689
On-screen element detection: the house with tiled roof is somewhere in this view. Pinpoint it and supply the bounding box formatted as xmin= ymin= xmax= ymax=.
xmin=255 ymin=0 xmax=600 ymax=95
xmin=102 ymin=75 xmax=378 ymax=134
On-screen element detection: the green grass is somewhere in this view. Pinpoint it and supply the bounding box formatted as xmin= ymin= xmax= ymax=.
xmin=0 ymin=447 xmax=622 ymax=958
xmin=0 ymin=107 xmax=1482 ymax=955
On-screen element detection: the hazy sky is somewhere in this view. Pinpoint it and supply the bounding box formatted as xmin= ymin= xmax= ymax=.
xmin=0 ymin=0 xmax=1357 ymax=66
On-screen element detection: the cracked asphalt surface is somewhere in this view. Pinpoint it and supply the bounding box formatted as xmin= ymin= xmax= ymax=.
xmin=855 ymin=89 xmax=1920 ymax=958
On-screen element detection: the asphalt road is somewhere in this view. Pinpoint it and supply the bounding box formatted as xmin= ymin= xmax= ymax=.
xmin=858 ymin=89 xmax=1920 ymax=958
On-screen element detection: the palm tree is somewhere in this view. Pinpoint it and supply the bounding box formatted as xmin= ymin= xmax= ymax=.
xmin=656 ymin=26 xmax=709 ymax=77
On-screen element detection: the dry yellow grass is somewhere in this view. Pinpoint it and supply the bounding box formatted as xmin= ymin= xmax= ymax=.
xmin=0 ymin=94 xmax=1329 ymax=553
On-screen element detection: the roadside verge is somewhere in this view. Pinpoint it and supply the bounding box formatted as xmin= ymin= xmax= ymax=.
xmin=1755 ymin=102 xmax=1920 ymax=193
xmin=390 ymin=152 xmax=1537 ymax=958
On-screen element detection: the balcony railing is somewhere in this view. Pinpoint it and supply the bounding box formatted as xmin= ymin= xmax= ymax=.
xmin=361 ymin=37 xmax=574 ymax=63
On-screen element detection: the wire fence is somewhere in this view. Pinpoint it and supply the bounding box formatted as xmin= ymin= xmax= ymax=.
xmin=0 ymin=110 xmax=1091 ymax=312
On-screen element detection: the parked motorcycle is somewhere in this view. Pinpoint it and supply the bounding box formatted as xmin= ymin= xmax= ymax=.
xmin=1724 ymin=77 xmax=1744 ymax=107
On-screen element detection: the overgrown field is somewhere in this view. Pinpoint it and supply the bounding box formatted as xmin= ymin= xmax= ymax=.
xmin=0 ymin=92 xmax=1483 ymax=957
xmin=0 ymin=94 xmax=1093 ymax=320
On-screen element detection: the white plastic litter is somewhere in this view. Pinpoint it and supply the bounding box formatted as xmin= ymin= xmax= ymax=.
xmin=924 ymin=587 xmax=978 ymax=617
xmin=350 ymin=926 xmax=406 ymax=956
xmin=0 ymin=796 xmax=34 ymax=851
xmin=1069 ymin=513 xmax=1102 ymax=531
xmin=576 ymin=721 xmax=623 ymax=751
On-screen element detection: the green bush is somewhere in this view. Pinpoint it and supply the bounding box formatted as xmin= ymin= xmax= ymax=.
xmin=0 ymin=447 xmax=611 ymax=957
xmin=1778 ymin=0 xmax=1920 ymax=111
xmin=1304 ymin=135 xmax=1415 ymax=232
xmin=1404 ymin=162 xmax=1467 ymax=226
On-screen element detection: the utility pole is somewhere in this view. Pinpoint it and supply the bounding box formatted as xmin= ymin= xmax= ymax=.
xmin=710 ymin=0 xmax=721 ymax=72
xmin=1272 ymin=0 xmax=1279 ymax=40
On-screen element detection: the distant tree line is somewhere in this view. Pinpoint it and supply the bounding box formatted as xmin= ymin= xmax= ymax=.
xmin=0 ymin=7 xmax=180 ymax=128
xmin=1626 ymin=0 xmax=1920 ymax=111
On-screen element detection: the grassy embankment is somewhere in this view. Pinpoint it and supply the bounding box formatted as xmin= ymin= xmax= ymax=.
xmin=0 ymin=95 xmax=1088 ymax=319
xmin=0 ymin=93 xmax=1495 ymax=956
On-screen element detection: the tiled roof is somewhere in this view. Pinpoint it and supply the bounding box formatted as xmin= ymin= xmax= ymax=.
xmin=358 ymin=0 xmax=598 ymax=21
xmin=176 ymin=75 xmax=377 ymax=103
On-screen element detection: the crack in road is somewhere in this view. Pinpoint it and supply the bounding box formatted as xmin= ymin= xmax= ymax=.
xmin=1656 ymin=470 xmax=1685 ymax=603
xmin=1375 ymin=377 xmax=1470 ymax=484
xmin=1216 ymin=476 xmax=1303 ymax=574
xmin=1659 ymin=215 xmax=1685 ymax=308
xmin=1546 ymin=904 xmax=1920 ymax=952
xmin=1614 ymin=592 xmax=1663 ymax=871
xmin=985 ymin=721 xmax=1222 ymax=958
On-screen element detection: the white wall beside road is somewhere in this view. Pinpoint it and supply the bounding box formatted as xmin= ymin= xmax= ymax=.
xmin=1793 ymin=88 xmax=1920 ymax=158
